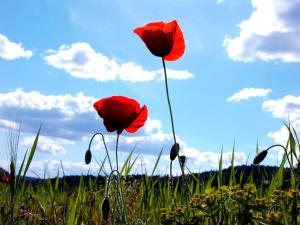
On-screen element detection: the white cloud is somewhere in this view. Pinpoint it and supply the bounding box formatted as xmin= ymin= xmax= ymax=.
xmin=44 ymin=42 xmax=194 ymax=82
xmin=263 ymin=95 xmax=300 ymax=160
xmin=0 ymin=88 xmax=95 ymax=115
xmin=0 ymin=89 xmax=97 ymax=140
xmin=181 ymin=145 xmax=247 ymax=168
xmin=227 ymin=88 xmax=271 ymax=102
xmin=0 ymin=89 xmax=244 ymax=171
xmin=263 ymin=95 xmax=300 ymax=120
xmin=0 ymin=34 xmax=33 ymax=60
xmin=92 ymin=117 xmax=247 ymax=170
xmin=0 ymin=119 xmax=21 ymax=131
xmin=217 ymin=0 xmax=224 ymax=4
xmin=267 ymin=124 xmax=300 ymax=165
xmin=157 ymin=68 xmax=194 ymax=80
xmin=21 ymin=135 xmax=74 ymax=155
xmin=223 ymin=0 xmax=300 ymax=62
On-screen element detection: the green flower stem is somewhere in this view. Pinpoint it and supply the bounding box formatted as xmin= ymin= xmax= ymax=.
xmin=162 ymin=57 xmax=177 ymax=144
xmin=116 ymin=133 xmax=120 ymax=171
xmin=106 ymin=170 xmax=127 ymax=223
xmin=162 ymin=57 xmax=191 ymax=198
xmin=89 ymin=132 xmax=112 ymax=171
xmin=266 ymin=144 xmax=296 ymax=181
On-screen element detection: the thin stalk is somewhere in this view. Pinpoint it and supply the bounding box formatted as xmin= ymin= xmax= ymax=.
xmin=169 ymin=161 xmax=175 ymax=206
xmin=162 ymin=57 xmax=191 ymax=198
xmin=266 ymin=144 xmax=296 ymax=180
xmin=115 ymin=134 xmax=120 ymax=171
xmin=162 ymin=58 xmax=176 ymax=144
xmin=88 ymin=132 xmax=112 ymax=171
xmin=106 ymin=170 xmax=127 ymax=224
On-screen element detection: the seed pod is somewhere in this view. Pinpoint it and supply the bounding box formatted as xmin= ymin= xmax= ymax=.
xmin=170 ymin=143 xmax=180 ymax=161
xmin=102 ymin=196 xmax=110 ymax=221
xmin=85 ymin=149 xmax=92 ymax=164
xmin=179 ymin=155 xmax=186 ymax=167
xmin=253 ymin=149 xmax=268 ymax=165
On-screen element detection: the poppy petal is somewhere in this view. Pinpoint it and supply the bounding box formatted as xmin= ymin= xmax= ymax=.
xmin=134 ymin=20 xmax=185 ymax=61
xmin=134 ymin=26 xmax=172 ymax=57
xmin=164 ymin=20 xmax=185 ymax=61
xmin=125 ymin=105 xmax=148 ymax=133
xmin=94 ymin=96 xmax=147 ymax=134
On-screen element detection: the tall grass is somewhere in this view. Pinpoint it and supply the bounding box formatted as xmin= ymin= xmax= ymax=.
xmin=0 ymin=125 xmax=299 ymax=225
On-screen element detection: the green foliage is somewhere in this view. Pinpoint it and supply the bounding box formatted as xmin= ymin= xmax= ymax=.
xmin=1 ymin=126 xmax=300 ymax=225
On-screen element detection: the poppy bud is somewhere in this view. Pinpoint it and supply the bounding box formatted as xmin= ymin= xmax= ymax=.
xmin=170 ymin=143 xmax=180 ymax=161
xmin=253 ymin=150 xmax=268 ymax=165
xmin=85 ymin=149 xmax=92 ymax=164
xmin=179 ymin=155 xmax=186 ymax=167
xmin=102 ymin=196 xmax=110 ymax=221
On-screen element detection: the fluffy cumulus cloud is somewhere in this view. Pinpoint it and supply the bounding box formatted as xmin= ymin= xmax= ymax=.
xmin=181 ymin=147 xmax=247 ymax=168
xmin=0 ymin=89 xmax=97 ymax=140
xmin=21 ymin=135 xmax=74 ymax=155
xmin=0 ymin=34 xmax=33 ymax=60
xmin=0 ymin=89 xmax=245 ymax=173
xmin=223 ymin=0 xmax=300 ymax=62
xmin=263 ymin=95 xmax=300 ymax=121
xmin=227 ymin=88 xmax=271 ymax=102
xmin=263 ymin=95 xmax=300 ymax=156
xmin=93 ymin=117 xmax=247 ymax=170
xmin=44 ymin=42 xmax=194 ymax=82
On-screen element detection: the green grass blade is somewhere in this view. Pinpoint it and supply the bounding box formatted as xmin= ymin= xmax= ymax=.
xmin=16 ymin=148 xmax=28 ymax=189
xmin=67 ymin=177 xmax=82 ymax=225
xmin=284 ymin=122 xmax=297 ymax=159
xmin=54 ymin=168 xmax=60 ymax=191
xmin=151 ymin=148 xmax=163 ymax=177
xmin=120 ymin=149 xmax=134 ymax=176
xmin=218 ymin=148 xmax=223 ymax=188
xmin=127 ymin=155 xmax=138 ymax=177
xmin=268 ymin=153 xmax=287 ymax=194
xmin=291 ymin=125 xmax=300 ymax=165
xmin=23 ymin=127 xmax=41 ymax=177
xmin=229 ymin=142 xmax=235 ymax=186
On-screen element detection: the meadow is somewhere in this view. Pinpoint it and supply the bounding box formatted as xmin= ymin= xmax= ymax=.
xmin=0 ymin=125 xmax=299 ymax=225
xmin=1 ymin=20 xmax=300 ymax=225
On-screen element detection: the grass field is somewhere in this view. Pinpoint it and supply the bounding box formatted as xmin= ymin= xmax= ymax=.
xmin=0 ymin=125 xmax=300 ymax=225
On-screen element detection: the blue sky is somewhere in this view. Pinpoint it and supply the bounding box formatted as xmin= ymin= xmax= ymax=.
xmin=1 ymin=0 xmax=300 ymax=177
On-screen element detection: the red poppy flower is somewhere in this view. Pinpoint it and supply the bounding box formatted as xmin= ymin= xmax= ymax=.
xmin=134 ymin=20 xmax=185 ymax=61
xmin=0 ymin=175 xmax=10 ymax=184
xmin=93 ymin=96 xmax=148 ymax=134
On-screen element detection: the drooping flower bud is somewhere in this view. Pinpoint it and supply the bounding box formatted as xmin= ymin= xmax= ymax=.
xmin=102 ymin=196 xmax=110 ymax=221
xmin=179 ymin=155 xmax=186 ymax=167
xmin=253 ymin=150 xmax=268 ymax=165
xmin=85 ymin=149 xmax=92 ymax=165
xmin=170 ymin=143 xmax=180 ymax=161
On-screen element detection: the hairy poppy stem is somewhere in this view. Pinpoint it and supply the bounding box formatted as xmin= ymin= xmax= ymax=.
xmin=162 ymin=57 xmax=191 ymax=200
xmin=89 ymin=132 xmax=112 ymax=171
xmin=162 ymin=58 xmax=177 ymax=144
xmin=115 ymin=134 xmax=120 ymax=171
xmin=106 ymin=170 xmax=127 ymax=223
xmin=265 ymin=144 xmax=296 ymax=180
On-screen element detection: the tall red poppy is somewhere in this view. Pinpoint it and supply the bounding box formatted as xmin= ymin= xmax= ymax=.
xmin=134 ymin=20 xmax=185 ymax=61
xmin=93 ymin=96 xmax=148 ymax=134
